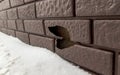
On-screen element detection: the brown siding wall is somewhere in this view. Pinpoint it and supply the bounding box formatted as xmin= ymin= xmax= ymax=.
xmin=0 ymin=0 xmax=120 ymax=75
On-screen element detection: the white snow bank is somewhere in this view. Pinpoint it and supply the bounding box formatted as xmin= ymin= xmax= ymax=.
xmin=0 ymin=32 xmax=91 ymax=75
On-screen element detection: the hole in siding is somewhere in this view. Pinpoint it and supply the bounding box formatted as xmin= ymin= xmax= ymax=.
xmin=48 ymin=26 xmax=75 ymax=49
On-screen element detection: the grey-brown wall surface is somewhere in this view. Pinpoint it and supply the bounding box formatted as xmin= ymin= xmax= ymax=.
xmin=0 ymin=0 xmax=120 ymax=75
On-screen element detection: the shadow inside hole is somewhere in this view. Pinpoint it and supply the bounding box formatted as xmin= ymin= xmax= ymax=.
xmin=48 ymin=26 xmax=75 ymax=49
xmin=57 ymin=39 xmax=75 ymax=49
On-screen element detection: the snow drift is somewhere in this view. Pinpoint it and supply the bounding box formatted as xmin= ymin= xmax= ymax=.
xmin=0 ymin=32 xmax=91 ymax=75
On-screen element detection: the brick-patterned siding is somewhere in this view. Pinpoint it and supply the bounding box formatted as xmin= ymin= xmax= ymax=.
xmin=0 ymin=0 xmax=120 ymax=75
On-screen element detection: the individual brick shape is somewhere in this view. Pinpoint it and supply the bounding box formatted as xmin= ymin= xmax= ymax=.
xmin=45 ymin=20 xmax=90 ymax=43
xmin=7 ymin=8 xmax=18 ymax=19
xmin=16 ymin=31 xmax=29 ymax=44
xmin=56 ymin=45 xmax=113 ymax=75
xmin=76 ymin=0 xmax=120 ymax=16
xmin=36 ymin=0 xmax=73 ymax=17
xmin=30 ymin=34 xmax=54 ymax=51
xmin=18 ymin=3 xmax=35 ymax=19
xmin=0 ymin=20 xmax=7 ymax=28
xmin=0 ymin=11 xmax=7 ymax=20
xmin=24 ymin=0 xmax=35 ymax=3
xmin=10 ymin=0 xmax=24 ymax=7
xmin=7 ymin=29 xmax=15 ymax=36
xmin=0 ymin=0 xmax=10 ymax=10
xmin=94 ymin=20 xmax=120 ymax=49
xmin=24 ymin=20 xmax=44 ymax=35
xmin=7 ymin=20 xmax=17 ymax=30
xmin=16 ymin=20 xmax=24 ymax=31
xmin=0 ymin=20 xmax=4 ymax=27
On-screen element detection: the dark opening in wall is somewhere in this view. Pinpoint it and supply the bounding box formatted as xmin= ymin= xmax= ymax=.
xmin=48 ymin=26 xmax=75 ymax=49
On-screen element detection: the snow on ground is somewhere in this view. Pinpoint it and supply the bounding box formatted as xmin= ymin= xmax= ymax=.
xmin=0 ymin=32 xmax=91 ymax=75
